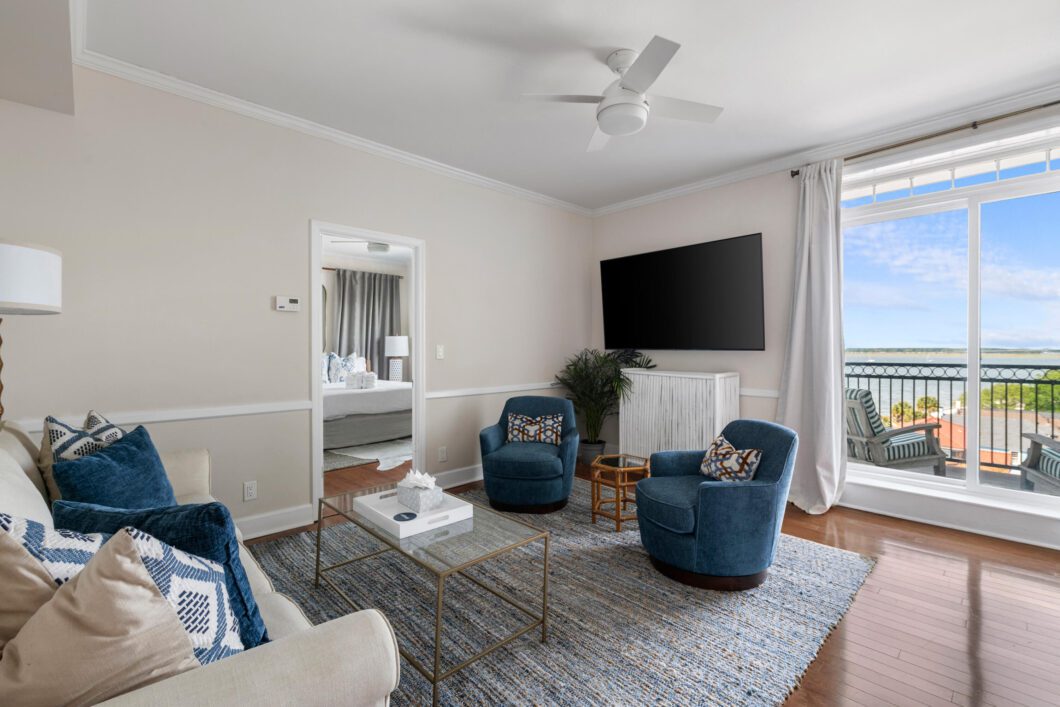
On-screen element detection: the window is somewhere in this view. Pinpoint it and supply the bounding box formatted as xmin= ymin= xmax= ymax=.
xmin=841 ymin=126 xmax=1060 ymax=504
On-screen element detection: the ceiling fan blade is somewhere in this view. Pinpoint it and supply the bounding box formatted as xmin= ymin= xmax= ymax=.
xmin=620 ymin=35 xmax=680 ymax=94
xmin=586 ymin=126 xmax=610 ymax=152
xmin=650 ymin=95 xmax=724 ymax=123
xmin=522 ymin=94 xmax=603 ymax=104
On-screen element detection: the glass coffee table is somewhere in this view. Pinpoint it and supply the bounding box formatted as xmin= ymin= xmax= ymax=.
xmin=315 ymin=484 xmax=550 ymax=706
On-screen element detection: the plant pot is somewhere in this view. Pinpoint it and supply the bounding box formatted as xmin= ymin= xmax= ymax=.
xmin=578 ymin=441 xmax=606 ymax=465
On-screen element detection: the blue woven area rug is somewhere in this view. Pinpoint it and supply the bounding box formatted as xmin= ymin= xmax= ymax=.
xmin=250 ymin=480 xmax=873 ymax=706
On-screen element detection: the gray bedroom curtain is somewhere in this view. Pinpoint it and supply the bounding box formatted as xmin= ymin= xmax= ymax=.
xmin=334 ymin=270 xmax=400 ymax=374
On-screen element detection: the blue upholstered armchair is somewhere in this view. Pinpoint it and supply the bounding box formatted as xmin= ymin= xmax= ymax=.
xmin=479 ymin=396 xmax=579 ymax=513
xmin=635 ymin=419 xmax=799 ymax=590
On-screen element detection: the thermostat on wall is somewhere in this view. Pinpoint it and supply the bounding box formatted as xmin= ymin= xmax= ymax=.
xmin=274 ymin=296 xmax=301 ymax=312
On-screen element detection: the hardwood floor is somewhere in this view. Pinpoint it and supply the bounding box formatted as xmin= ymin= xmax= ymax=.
xmin=253 ymin=462 xmax=1060 ymax=706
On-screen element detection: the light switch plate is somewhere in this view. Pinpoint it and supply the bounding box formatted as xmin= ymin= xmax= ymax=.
xmin=436 ymin=344 xmax=445 ymax=359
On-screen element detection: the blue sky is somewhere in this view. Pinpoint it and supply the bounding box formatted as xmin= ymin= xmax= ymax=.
xmin=843 ymin=190 xmax=1060 ymax=350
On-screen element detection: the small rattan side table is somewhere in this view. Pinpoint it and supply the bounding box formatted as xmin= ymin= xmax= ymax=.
xmin=590 ymin=453 xmax=650 ymax=531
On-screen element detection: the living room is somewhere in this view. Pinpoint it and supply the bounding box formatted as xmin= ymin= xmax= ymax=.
xmin=1 ymin=1 xmax=1059 ymax=705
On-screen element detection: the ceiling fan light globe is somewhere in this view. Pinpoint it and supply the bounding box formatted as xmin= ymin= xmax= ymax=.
xmin=597 ymin=103 xmax=647 ymax=136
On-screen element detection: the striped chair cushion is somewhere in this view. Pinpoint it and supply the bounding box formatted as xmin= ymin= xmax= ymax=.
xmin=845 ymin=389 xmax=887 ymax=438
xmin=1039 ymin=446 xmax=1060 ymax=481
xmin=883 ymin=431 xmax=932 ymax=462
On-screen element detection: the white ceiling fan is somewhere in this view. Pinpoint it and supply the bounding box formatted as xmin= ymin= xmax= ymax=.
xmin=527 ymin=35 xmax=723 ymax=152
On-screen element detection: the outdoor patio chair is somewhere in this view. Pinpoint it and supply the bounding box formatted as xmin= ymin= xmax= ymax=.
xmin=844 ymin=388 xmax=947 ymax=476
xmin=1019 ymin=433 xmax=1060 ymax=494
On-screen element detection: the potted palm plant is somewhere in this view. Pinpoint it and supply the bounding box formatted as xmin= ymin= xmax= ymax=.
xmin=555 ymin=348 xmax=655 ymax=463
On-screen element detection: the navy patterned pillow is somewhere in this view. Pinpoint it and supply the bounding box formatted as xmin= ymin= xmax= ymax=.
xmin=0 ymin=512 xmax=108 ymax=587
xmin=125 ymin=527 xmax=244 ymax=665
xmin=700 ymin=434 xmax=762 ymax=481
xmin=507 ymin=413 xmax=564 ymax=445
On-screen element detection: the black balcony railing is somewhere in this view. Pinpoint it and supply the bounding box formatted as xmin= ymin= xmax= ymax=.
xmin=843 ymin=361 xmax=1060 ymax=473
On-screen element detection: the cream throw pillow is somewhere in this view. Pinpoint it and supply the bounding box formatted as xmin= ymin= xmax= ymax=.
xmin=0 ymin=514 xmax=106 ymax=650
xmin=0 ymin=530 xmax=204 ymax=706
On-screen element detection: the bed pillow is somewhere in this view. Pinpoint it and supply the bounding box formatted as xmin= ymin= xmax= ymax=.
xmin=0 ymin=528 xmax=243 ymax=706
xmin=51 ymin=426 xmax=177 ymax=509
xmin=700 ymin=434 xmax=762 ymax=482
xmin=0 ymin=512 xmax=108 ymax=649
xmin=38 ymin=411 xmax=125 ymax=501
xmin=329 ymin=353 xmax=366 ymax=383
xmin=507 ymin=413 xmax=564 ymax=445
xmin=53 ymin=500 xmax=269 ymax=648
xmin=321 ymin=352 xmax=332 ymax=383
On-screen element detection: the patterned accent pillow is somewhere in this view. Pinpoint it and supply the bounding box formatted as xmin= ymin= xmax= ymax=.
xmin=39 ymin=411 xmax=125 ymax=501
xmin=329 ymin=353 xmax=367 ymax=382
xmin=125 ymin=527 xmax=244 ymax=665
xmin=507 ymin=413 xmax=564 ymax=445
xmin=0 ymin=512 xmax=108 ymax=648
xmin=0 ymin=512 xmax=108 ymax=586
xmin=700 ymin=434 xmax=762 ymax=481
xmin=321 ymin=353 xmax=332 ymax=383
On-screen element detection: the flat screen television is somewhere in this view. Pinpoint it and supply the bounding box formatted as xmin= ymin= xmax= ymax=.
xmin=600 ymin=233 xmax=764 ymax=351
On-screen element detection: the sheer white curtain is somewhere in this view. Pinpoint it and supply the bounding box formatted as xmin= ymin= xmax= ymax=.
xmin=777 ymin=159 xmax=846 ymax=513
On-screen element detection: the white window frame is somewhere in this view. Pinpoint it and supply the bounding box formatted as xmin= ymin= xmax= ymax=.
xmin=841 ymin=167 xmax=1060 ymax=516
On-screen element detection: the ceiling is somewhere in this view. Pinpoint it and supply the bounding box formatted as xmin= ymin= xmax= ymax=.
xmin=83 ymin=0 xmax=1060 ymax=210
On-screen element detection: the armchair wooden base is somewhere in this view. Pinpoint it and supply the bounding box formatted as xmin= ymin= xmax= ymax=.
xmin=649 ymin=556 xmax=768 ymax=591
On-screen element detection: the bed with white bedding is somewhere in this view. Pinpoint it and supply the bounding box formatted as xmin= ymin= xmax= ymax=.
xmin=323 ymin=380 xmax=413 ymax=449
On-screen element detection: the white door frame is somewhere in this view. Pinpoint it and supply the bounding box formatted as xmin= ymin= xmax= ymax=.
xmin=309 ymin=220 xmax=427 ymax=508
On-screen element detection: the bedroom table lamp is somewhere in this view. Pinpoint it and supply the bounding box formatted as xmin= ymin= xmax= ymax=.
xmin=385 ymin=335 xmax=409 ymax=382
xmin=0 ymin=243 xmax=63 ymax=421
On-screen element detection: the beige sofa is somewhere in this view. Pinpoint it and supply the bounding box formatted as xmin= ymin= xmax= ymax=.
xmin=0 ymin=423 xmax=400 ymax=706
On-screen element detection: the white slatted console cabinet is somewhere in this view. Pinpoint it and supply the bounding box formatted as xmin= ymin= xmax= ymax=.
xmin=619 ymin=370 xmax=740 ymax=458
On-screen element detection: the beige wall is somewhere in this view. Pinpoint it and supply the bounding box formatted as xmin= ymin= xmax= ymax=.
xmin=591 ymin=170 xmax=799 ymax=445
xmin=0 ymin=67 xmax=592 ymax=525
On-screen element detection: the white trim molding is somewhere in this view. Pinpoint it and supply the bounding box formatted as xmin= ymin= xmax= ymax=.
xmin=434 ymin=464 xmax=484 ymax=489
xmin=14 ymin=400 xmax=312 ymax=436
xmin=235 ymin=503 xmax=316 ymax=540
xmin=740 ymin=388 xmax=780 ymax=399
xmin=68 ymin=2 xmax=589 ymax=219
xmin=309 ymin=221 xmax=428 ymax=511
xmin=426 ymin=382 xmax=560 ymax=400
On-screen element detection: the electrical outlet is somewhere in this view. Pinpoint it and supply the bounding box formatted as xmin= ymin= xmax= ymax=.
xmin=437 ymin=446 xmax=448 ymax=463
xmin=436 ymin=344 xmax=445 ymax=359
xmin=243 ymin=480 xmax=258 ymax=502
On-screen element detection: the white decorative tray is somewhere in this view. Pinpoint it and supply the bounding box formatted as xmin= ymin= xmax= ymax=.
xmin=352 ymin=488 xmax=473 ymax=538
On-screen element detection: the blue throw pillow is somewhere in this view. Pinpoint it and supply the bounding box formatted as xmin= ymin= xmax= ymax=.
xmin=51 ymin=426 xmax=177 ymax=509
xmin=52 ymin=500 xmax=269 ymax=649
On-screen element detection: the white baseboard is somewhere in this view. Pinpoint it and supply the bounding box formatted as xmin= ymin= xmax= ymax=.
xmin=434 ymin=464 xmax=483 ymax=488
xmin=236 ymin=503 xmax=315 ymax=540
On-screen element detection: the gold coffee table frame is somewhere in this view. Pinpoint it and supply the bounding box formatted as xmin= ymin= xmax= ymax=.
xmin=590 ymin=453 xmax=650 ymax=531
xmin=314 ymin=486 xmax=550 ymax=706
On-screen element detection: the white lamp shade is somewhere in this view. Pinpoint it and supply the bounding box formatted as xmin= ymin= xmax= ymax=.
xmin=384 ymin=335 xmax=409 ymax=357
xmin=0 ymin=243 xmax=62 ymax=314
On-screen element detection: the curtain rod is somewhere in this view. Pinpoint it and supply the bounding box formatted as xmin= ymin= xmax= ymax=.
xmin=790 ymin=98 xmax=1060 ymax=177
xmin=322 ymin=266 xmax=403 ymax=278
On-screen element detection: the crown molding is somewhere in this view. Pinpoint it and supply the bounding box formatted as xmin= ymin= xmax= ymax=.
xmin=68 ymin=3 xmax=591 ymax=218
xmin=69 ymin=1 xmax=1060 ymax=220
xmin=592 ymin=81 xmax=1060 ymax=216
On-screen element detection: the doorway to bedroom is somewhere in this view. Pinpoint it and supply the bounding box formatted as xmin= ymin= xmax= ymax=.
xmin=310 ymin=222 xmax=426 ymax=506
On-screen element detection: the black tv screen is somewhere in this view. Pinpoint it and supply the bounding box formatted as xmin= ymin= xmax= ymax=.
xmin=600 ymin=234 xmax=765 ymax=351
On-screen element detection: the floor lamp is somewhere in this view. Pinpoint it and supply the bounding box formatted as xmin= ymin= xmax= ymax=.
xmin=0 ymin=243 xmax=63 ymax=421
xmin=385 ymin=336 xmax=409 ymax=382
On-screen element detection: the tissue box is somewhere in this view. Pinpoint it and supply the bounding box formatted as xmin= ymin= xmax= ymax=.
xmin=396 ymin=483 xmax=444 ymax=513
